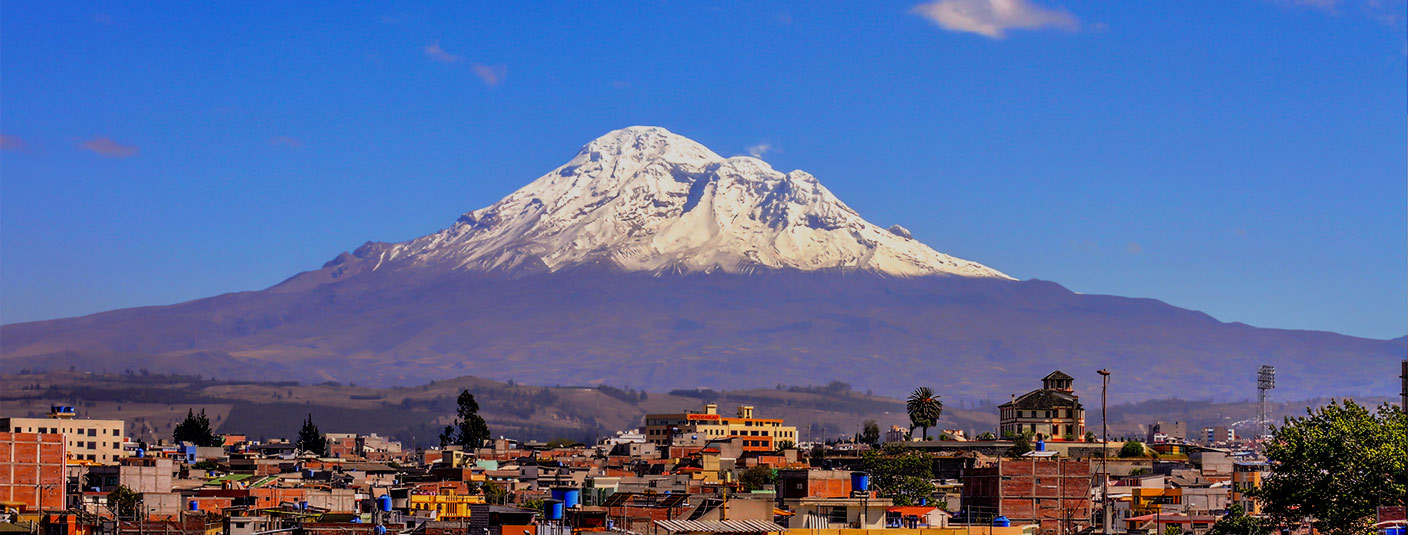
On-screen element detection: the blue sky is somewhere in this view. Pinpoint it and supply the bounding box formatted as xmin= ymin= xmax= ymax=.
xmin=2 ymin=1 xmax=1404 ymax=339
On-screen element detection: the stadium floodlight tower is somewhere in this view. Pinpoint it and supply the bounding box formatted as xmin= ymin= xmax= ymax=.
xmin=1257 ymin=365 xmax=1276 ymax=438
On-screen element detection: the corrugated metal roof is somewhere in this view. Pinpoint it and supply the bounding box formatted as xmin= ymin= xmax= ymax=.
xmin=653 ymin=520 xmax=785 ymax=533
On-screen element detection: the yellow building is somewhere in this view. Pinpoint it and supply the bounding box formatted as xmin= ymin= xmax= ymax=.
xmin=645 ymin=403 xmax=797 ymax=452
xmin=1231 ymin=462 xmax=1268 ymax=515
xmin=408 ymin=489 xmax=486 ymax=520
xmin=1129 ymin=487 xmax=1182 ymax=516
xmin=1 ymin=406 xmax=126 ymax=463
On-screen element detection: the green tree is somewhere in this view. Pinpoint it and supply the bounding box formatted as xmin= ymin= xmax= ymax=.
xmin=859 ymin=420 xmax=881 ymax=445
xmin=905 ymin=387 xmax=943 ymax=441
xmin=192 ymin=459 xmax=221 ymax=471
xmin=439 ymin=390 xmax=491 ymax=449
xmin=1207 ymin=504 xmax=1270 ymax=535
xmin=862 ymin=443 xmax=935 ymax=506
xmin=545 ymin=438 xmax=576 ymax=449
xmin=975 ymin=431 xmax=995 ymax=441
xmin=776 ymin=440 xmax=795 ymax=451
xmin=296 ymin=414 xmax=327 ymax=455
xmin=172 ymin=409 xmax=221 ymax=447
xmin=107 ymin=485 xmax=142 ymax=520
xmin=1163 ymin=525 xmax=1182 ymax=535
xmin=1084 ymin=431 xmax=1097 ymax=442
xmin=1007 ymin=432 xmax=1033 ymax=458
xmin=480 ymin=482 xmax=511 ymax=505
xmin=1255 ymin=400 xmax=1407 ymax=535
xmin=740 ymin=465 xmax=776 ymax=491
xmin=1118 ymin=440 xmax=1146 ymax=458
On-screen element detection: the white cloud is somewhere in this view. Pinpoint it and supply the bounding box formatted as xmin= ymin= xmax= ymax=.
xmin=270 ymin=136 xmax=303 ymax=148
xmin=0 ymin=134 xmax=27 ymax=152
xmin=911 ymin=0 xmax=1079 ymax=39
xmin=423 ymin=41 xmax=461 ymax=63
xmin=472 ymin=63 xmax=507 ymax=87
xmin=747 ymin=143 xmax=773 ymax=158
xmin=80 ymin=136 xmax=138 ymax=158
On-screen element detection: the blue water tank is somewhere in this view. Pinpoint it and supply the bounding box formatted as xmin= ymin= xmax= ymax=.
xmin=545 ymin=500 xmax=564 ymax=520
xmin=992 ymin=516 xmax=1011 ymax=527
xmin=136 ymin=449 xmax=145 ymax=458
xmin=351 ymin=518 xmax=362 ymax=524
xmin=378 ymin=495 xmax=393 ymax=512
xmin=551 ymin=488 xmax=581 ymax=508
xmin=188 ymin=501 xmax=199 ymax=511
xmin=374 ymin=526 xmax=386 ymax=535
xmin=1036 ymin=440 xmax=1046 ymax=452
xmin=299 ymin=501 xmax=308 ymax=511
xmin=850 ymin=472 xmax=870 ymax=493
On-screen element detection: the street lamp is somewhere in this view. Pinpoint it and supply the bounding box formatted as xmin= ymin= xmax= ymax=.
xmin=1097 ymin=369 xmax=1111 ymax=535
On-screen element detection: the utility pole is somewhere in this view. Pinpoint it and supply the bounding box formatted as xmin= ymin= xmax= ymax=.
xmin=1097 ymin=369 xmax=1111 ymax=535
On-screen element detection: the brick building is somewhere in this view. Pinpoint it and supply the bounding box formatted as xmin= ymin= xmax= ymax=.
xmin=0 ymin=431 xmax=67 ymax=512
xmin=962 ymin=457 xmax=1093 ymax=532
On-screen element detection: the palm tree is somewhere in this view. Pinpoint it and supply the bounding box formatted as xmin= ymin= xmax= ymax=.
xmin=906 ymin=386 xmax=944 ymax=440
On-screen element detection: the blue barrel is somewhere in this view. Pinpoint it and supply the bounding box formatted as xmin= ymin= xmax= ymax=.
xmin=374 ymin=526 xmax=386 ymax=535
xmin=1036 ymin=440 xmax=1045 ymax=452
xmin=299 ymin=501 xmax=308 ymax=511
xmin=136 ymin=449 xmax=145 ymax=458
xmin=378 ymin=495 xmax=392 ymax=512
xmin=188 ymin=501 xmax=199 ymax=511
xmin=992 ymin=516 xmax=1010 ymax=527
xmin=551 ymin=488 xmax=580 ymax=508
xmin=545 ymin=500 xmax=564 ymax=520
xmin=850 ymin=472 xmax=870 ymax=493
xmin=351 ymin=518 xmax=361 ymax=524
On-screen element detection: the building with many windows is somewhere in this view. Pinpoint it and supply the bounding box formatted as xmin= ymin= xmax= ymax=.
xmin=0 ymin=406 xmax=126 ymax=463
xmin=644 ymin=403 xmax=797 ymax=452
xmin=997 ymin=371 xmax=1087 ymax=441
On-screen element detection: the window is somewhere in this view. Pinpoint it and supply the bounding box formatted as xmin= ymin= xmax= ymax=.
xmin=827 ymin=507 xmax=848 ymax=525
xmin=88 ymin=429 xmax=97 ymax=436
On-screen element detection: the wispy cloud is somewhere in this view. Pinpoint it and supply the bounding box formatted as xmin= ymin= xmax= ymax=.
xmin=80 ymin=136 xmax=138 ymax=158
xmin=423 ymin=41 xmax=461 ymax=63
xmin=0 ymin=134 xmax=27 ymax=152
xmin=472 ymin=63 xmax=507 ymax=86
xmin=270 ymin=136 xmax=303 ymax=148
xmin=911 ymin=0 xmax=1080 ymax=39
xmin=747 ymin=143 xmax=773 ymax=158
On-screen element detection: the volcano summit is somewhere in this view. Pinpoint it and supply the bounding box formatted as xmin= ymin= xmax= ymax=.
xmin=2 ymin=127 xmax=1400 ymax=401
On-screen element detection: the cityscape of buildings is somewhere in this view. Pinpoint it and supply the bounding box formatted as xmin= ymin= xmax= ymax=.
xmin=6 ymin=368 xmax=1389 ymax=535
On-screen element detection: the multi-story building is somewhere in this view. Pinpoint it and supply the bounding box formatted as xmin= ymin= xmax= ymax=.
xmin=0 ymin=431 xmax=66 ymax=512
xmin=997 ymin=371 xmax=1087 ymax=441
xmin=644 ymin=403 xmax=797 ymax=452
xmin=1146 ymin=421 xmax=1187 ymax=443
xmin=1 ymin=406 xmax=125 ymax=463
xmin=962 ymin=457 xmax=1093 ymax=532
xmin=1231 ymin=462 xmax=1268 ymax=515
xmin=1201 ymin=426 xmax=1235 ymax=444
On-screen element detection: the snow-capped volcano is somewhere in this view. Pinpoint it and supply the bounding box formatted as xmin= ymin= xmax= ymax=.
xmin=345 ymin=126 xmax=1010 ymax=278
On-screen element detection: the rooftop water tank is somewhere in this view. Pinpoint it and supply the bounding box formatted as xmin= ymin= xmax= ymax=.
xmin=850 ymin=472 xmax=870 ymax=493
xmin=551 ymin=488 xmax=580 ymax=508
xmin=377 ymin=495 xmax=392 ymax=512
xmin=545 ymin=500 xmax=564 ymax=520
xmin=992 ymin=516 xmax=1011 ymax=527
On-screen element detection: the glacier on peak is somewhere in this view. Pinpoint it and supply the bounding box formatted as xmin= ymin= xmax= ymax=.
xmin=341 ymin=126 xmax=1012 ymax=279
